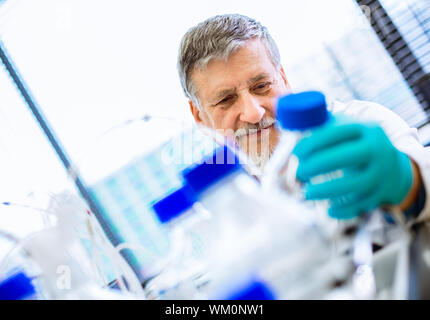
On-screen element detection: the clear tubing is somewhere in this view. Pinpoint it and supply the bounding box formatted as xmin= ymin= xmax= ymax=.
xmin=85 ymin=209 xmax=149 ymax=297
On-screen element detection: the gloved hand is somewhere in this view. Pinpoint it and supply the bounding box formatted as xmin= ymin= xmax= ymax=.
xmin=293 ymin=121 xmax=414 ymax=220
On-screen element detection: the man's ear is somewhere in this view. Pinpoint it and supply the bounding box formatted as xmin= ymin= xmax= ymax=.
xmin=189 ymin=100 xmax=203 ymax=125
xmin=280 ymin=66 xmax=291 ymax=91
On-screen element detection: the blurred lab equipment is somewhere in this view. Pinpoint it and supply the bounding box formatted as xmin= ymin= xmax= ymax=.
xmin=146 ymin=146 xmax=354 ymax=300
xmin=0 ymin=191 xmax=145 ymax=299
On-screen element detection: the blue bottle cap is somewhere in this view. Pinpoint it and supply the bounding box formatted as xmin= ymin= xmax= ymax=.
xmin=152 ymin=185 xmax=197 ymax=224
xmin=0 ymin=271 xmax=36 ymax=300
xmin=182 ymin=146 xmax=242 ymax=196
xmin=226 ymin=279 xmax=275 ymax=300
xmin=276 ymin=91 xmax=329 ymax=130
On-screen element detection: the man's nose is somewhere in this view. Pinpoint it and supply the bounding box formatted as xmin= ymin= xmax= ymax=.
xmin=238 ymin=93 xmax=265 ymax=124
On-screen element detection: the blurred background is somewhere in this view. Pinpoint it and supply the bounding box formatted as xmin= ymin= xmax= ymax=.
xmin=0 ymin=0 xmax=429 ymax=262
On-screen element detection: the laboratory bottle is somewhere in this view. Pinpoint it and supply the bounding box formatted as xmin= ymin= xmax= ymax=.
xmin=262 ymin=91 xmax=332 ymax=196
xmin=204 ymin=219 xmax=354 ymax=300
xmin=147 ymin=146 xmax=268 ymax=299
xmin=181 ymin=145 xmax=337 ymax=288
xmin=181 ymin=146 xmax=276 ymax=268
xmin=148 ymin=185 xmax=213 ymax=299
xmin=208 ymin=243 xmax=353 ymax=300
xmin=263 ymin=91 xmax=374 ymax=270
xmin=183 ymin=145 xmax=355 ymax=299
xmin=261 ymin=90 xmax=346 ymax=236
xmin=209 ymin=244 xmax=353 ymax=300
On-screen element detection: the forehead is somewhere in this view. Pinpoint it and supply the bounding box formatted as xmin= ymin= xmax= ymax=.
xmin=191 ymin=39 xmax=278 ymax=102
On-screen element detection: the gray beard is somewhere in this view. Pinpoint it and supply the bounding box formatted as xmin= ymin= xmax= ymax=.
xmin=236 ymin=136 xmax=277 ymax=176
xmin=247 ymin=144 xmax=276 ymax=173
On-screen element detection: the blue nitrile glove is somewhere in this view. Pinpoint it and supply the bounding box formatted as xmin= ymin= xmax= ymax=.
xmin=293 ymin=121 xmax=414 ymax=220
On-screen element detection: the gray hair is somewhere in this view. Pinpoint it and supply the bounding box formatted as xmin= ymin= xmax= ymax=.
xmin=177 ymin=14 xmax=281 ymax=106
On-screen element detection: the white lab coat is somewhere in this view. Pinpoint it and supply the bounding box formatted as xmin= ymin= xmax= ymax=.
xmin=329 ymin=100 xmax=430 ymax=223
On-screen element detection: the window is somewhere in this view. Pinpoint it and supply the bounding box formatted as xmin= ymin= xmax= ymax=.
xmin=356 ymin=0 xmax=430 ymax=144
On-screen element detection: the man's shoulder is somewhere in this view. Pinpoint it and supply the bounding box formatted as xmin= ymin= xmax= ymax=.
xmin=328 ymin=99 xmax=419 ymax=143
xmin=329 ymin=99 xmax=410 ymax=128
xmin=329 ymin=99 xmax=392 ymax=118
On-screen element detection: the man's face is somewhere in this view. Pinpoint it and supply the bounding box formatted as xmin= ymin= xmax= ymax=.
xmin=189 ymin=39 xmax=290 ymax=170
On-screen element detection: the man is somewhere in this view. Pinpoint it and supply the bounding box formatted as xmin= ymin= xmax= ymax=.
xmin=177 ymin=14 xmax=429 ymax=222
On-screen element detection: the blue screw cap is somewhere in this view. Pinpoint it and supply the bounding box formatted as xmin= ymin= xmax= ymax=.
xmin=0 ymin=271 xmax=36 ymax=300
xmin=182 ymin=146 xmax=242 ymax=196
xmin=276 ymin=91 xmax=329 ymax=130
xmin=226 ymin=279 xmax=275 ymax=300
xmin=152 ymin=185 xmax=197 ymax=224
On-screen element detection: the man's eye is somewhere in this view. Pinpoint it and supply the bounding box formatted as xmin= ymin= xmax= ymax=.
xmin=254 ymin=82 xmax=271 ymax=93
xmin=217 ymin=96 xmax=233 ymax=106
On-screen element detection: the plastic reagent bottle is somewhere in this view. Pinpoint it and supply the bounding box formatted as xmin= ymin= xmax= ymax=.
xmin=181 ymin=146 xmax=272 ymax=266
xmin=182 ymin=145 xmax=351 ymax=299
xmin=264 ymin=91 xmax=372 ymax=271
xmin=149 ymin=185 xmax=212 ymax=299
xmin=181 ymin=146 xmax=326 ymax=282
xmin=263 ymin=91 xmax=331 ymax=196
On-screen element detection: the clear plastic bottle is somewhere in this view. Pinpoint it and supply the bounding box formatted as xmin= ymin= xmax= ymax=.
xmin=262 ymin=91 xmax=346 ymax=236
xmin=263 ymin=91 xmax=332 ymax=197
xmin=181 ymin=146 xmax=275 ymax=269
xmin=180 ymin=145 xmax=351 ymax=299
xmin=147 ymin=185 xmax=213 ymax=299
xmin=263 ymin=91 xmax=372 ymax=286
xmin=203 ymin=218 xmax=354 ymax=300
xmin=209 ymin=247 xmax=353 ymax=300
